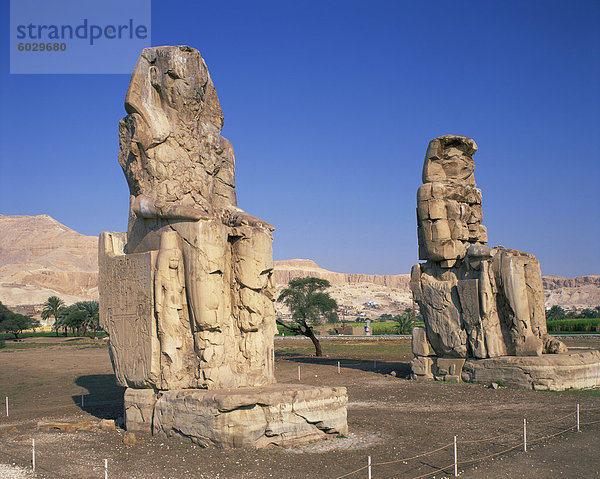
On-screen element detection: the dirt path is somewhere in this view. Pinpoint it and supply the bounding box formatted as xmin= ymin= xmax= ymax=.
xmin=0 ymin=337 xmax=598 ymax=478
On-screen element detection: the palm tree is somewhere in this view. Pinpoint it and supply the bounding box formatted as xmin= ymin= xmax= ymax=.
xmin=395 ymin=314 xmax=413 ymax=335
xmin=41 ymin=296 xmax=65 ymax=336
xmin=76 ymin=301 xmax=99 ymax=337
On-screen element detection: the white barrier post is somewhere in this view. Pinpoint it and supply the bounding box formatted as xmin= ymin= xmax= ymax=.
xmin=104 ymin=458 xmax=108 ymax=479
xmin=367 ymin=455 xmax=372 ymax=479
xmin=81 ymin=388 xmax=84 ymax=408
xmin=577 ymin=403 xmax=580 ymax=432
xmin=454 ymin=435 xmax=458 ymax=477
xmin=32 ymin=438 xmax=35 ymax=472
xmin=523 ymin=418 xmax=527 ymax=452
xmin=5 ymin=396 xmax=8 ymax=417
xmin=298 ymin=365 xmax=300 ymax=381
xmin=337 ymin=361 xmax=341 ymax=374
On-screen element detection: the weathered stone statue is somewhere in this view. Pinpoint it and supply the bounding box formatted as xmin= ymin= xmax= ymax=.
xmin=408 ymin=136 xmax=600 ymax=389
xmin=99 ymin=45 xmax=347 ymax=447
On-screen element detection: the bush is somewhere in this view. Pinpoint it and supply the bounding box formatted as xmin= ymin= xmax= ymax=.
xmin=546 ymin=318 xmax=600 ymax=333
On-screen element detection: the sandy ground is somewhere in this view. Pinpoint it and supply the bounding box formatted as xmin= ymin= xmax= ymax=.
xmin=0 ymin=336 xmax=599 ymax=479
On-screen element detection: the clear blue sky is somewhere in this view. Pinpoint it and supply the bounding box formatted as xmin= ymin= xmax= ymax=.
xmin=1 ymin=0 xmax=599 ymax=276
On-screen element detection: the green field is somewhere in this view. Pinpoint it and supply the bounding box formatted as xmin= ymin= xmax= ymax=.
xmin=547 ymin=318 xmax=600 ymax=333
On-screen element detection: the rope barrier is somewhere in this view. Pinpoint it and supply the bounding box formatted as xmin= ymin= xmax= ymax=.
xmin=529 ymin=411 xmax=575 ymax=428
xmin=336 ymin=406 xmax=600 ymax=479
xmin=371 ymin=443 xmax=453 ymax=467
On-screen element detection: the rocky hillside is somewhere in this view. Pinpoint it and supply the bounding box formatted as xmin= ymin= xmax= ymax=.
xmin=0 ymin=215 xmax=98 ymax=309
xmin=0 ymin=215 xmax=598 ymax=315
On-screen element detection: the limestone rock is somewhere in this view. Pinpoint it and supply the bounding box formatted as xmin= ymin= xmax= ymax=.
xmin=123 ymin=432 xmax=139 ymax=445
xmin=100 ymin=419 xmax=116 ymax=431
xmin=410 ymin=357 xmax=433 ymax=380
xmin=124 ymin=388 xmax=157 ymax=434
xmin=151 ymin=384 xmax=348 ymax=448
xmin=462 ymin=350 xmax=600 ymax=390
xmin=410 ymin=136 xmax=566 ymax=378
xmin=411 ymin=326 xmax=432 ymax=357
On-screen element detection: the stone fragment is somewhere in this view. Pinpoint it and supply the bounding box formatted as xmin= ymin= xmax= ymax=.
xmin=124 ymin=388 xmax=157 ymax=434
xmin=411 ymin=326 xmax=431 ymax=357
xmin=410 ymin=357 xmax=433 ymax=379
xmin=123 ymin=432 xmax=139 ymax=445
xmin=435 ymin=357 xmax=466 ymax=377
xmin=100 ymin=419 xmax=116 ymax=431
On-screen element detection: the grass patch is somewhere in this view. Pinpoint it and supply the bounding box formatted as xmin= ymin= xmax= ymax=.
xmin=275 ymin=340 xmax=412 ymax=360
xmin=0 ymin=331 xmax=107 ymax=340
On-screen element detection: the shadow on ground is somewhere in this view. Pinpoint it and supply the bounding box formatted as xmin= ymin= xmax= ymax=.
xmin=277 ymin=354 xmax=411 ymax=378
xmin=73 ymin=374 xmax=125 ymax=419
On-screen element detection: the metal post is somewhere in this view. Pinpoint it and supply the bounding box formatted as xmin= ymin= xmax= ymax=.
xmin=81 ymin=388 xmax=84 ymax=408
xmin=577 ymin=403 xmax=580 ymax=432
xmin=32 ymin=438 xmax=35 ymax=472
xmin=373 ymin=359 xmax=376 ymax=369
xmin=104 ymin=458 xmax=108 ymax=479
xmin=5 ymin=396 xmax=8 ymax=417
xmin=454 ymin=435 xmax=457 ymax=477
xmin=523 ymin=419 xmax=527 ymax=452
xmin=298 ymin=365 xmax=300 ymax=381
xmin=367 ymin=455 xmax=371 ymax=479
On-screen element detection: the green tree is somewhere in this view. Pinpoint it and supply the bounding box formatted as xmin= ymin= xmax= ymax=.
xmin=0 ymin=312 xmax=40 ymax=339
xmin=41 ymin=296 xmax=65 ymax=336
xmin=276 ymin=277 xmax=338 ymax=357
xmin=546 ymin=305 xmax=565 ymax=321
xmin=580 ymin=308 xmax=596 ymax=319
xmin=64 ymin=309 xmax=87 ymax=335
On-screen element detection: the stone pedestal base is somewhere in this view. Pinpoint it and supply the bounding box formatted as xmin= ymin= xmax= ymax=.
xmin=124 ymin=384 xmax=347 ymax=448
xmin=462 ymin=351 xmax=600 ymax=390
xmin=410 ymin=356 xmax=466 ymax=382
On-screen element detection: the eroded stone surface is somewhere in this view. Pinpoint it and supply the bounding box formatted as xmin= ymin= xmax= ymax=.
xmin=151 ymin=384 xmax=348 ymax=448
xmin=462 ymin=350 xmax=600 ymax=390
xmin=410 ymin=136 xmax=567 ymax=373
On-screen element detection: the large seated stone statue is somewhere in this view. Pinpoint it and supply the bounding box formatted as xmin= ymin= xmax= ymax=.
xmin=408 ymin=136 xmax=600 ymax=389
xmin=99 ymin=46 xmax=347 ymax=447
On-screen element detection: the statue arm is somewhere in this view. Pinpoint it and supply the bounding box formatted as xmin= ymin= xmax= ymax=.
xmin=224 ymin=206 xmax=275 ymax=231
xmin=133 ymin=195 xmax=212 ymax=221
